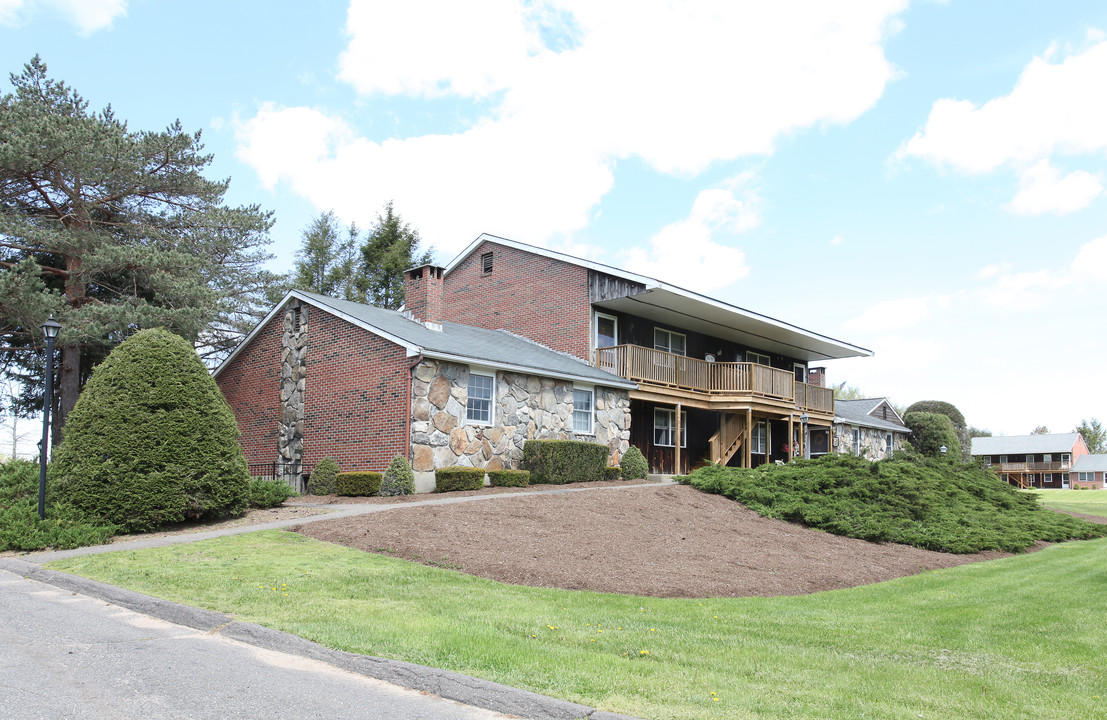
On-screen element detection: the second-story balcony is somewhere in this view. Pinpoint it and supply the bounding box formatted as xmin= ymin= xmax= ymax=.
xmin=595 ymin=344 xmax=833 ymax=414
xmin=990 ymin=461 xmax=1071 ymax=474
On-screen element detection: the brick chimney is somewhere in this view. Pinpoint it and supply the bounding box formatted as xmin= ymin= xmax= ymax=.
xmin=807 ymin=366 xmax=826 ymax=388
xmin=405 ymin=264 xmax=444 ymax=327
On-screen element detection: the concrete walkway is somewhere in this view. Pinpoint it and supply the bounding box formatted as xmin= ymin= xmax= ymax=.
xmin=19 ymin=481 xmax=667 ymax=564
xmin=3 ymin=483 xmax=658 ymax=720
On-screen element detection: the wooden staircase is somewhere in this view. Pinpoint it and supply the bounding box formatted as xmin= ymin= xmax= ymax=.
xmin=708 ymin=413 xmax=745 ymax=466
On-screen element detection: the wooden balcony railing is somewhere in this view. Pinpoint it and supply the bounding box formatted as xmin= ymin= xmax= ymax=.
xmin=595 ymin=344 xmax=833 ymax=413
xmin=991 ymin=461 xmax=1070 ymax=473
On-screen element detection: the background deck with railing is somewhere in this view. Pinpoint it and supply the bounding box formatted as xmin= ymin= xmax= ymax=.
xmin=991 ymin=461 xmax=1070 ymax=473
xmin=595 ymin=345 xmax=833 ymax=413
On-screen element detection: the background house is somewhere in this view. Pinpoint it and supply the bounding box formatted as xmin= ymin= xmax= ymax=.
xmin=971 ymin=433 xmax=1089 ymax=488
xmin=436 ymin=235 xmax=872 ymax=474
xmin=1070 ymin=455 xmax=1107 ymax=489
xmin=830 ymin=398 xmax=909 ymax=460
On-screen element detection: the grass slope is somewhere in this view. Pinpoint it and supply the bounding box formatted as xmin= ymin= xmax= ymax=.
xmin=49 ymin=530 xmax=1107 ymax=720
xmin=679 ymin=454 xmax=1106 ymax=552
xmin=1031 ymin=489 xmax=1107 ymax=519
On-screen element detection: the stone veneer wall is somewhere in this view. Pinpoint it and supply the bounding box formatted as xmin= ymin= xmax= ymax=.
xmin=409 ymin=359 xmax=630 ymax=487
xmin=833 ymin=423 xmax=903 ymax=461
xmin=278 ymin=302 xmax=307 ymax=484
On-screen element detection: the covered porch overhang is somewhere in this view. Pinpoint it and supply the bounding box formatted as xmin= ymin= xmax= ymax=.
xmin=593 ymin=286 xmax=872 ymax=363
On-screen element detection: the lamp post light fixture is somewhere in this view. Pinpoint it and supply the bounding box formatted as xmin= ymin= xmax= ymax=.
xmin=38 ymin=315 xmax=61 ymax=520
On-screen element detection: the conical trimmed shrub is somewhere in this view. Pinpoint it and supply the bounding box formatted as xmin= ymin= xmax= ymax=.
xmin=620 ymin=445 xmax=649 ymax=480
xmin=52 ymin=328 xmax=249 ymax=531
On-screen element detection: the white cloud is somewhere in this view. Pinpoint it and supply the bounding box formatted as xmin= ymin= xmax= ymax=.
xmin=843 ymin=296 xmax=935 ymax=333
xmin=896 ymin=38 xmax=1107 ymax=215
xmin=235 ymin=104 xmax=613 ymax=251
xmin=830 ymin=234 xmax=845 ymax=247
xmin=1005 ymin=160 xmax=1102 ymax=216
xmin=977 ymin=268 xmax=1058 ymax=309
xmin=621 ymin=177 xmax=759 ymax=290
xmin=976 ymin=262 xmax=1012 ymax=279
xmin=0 ymin=0 xmax=125 ymax=34
xmin=237 ymin=1 xmax=906 ymax=253
xmin=0 ymin=0 xmax=26 ymax=26
xmin=897 ymin=40 xmax=1107 ymax=173
xmin=338 ymin=0 xmax=538 ymax=97
xmin=1071 ymin=234 xmax=1107 ymax=281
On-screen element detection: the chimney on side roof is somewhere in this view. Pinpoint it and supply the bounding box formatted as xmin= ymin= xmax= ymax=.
xmin=808 ymin=367 xmax=826 ymax=388
xmin=405 ymin=264 xmax=445 ymax=326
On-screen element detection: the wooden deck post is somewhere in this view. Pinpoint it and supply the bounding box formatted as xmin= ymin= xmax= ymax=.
xmin=788 ymin=415 xmax=794 ymax=461
xmin=674 ymin=402 xmax=682 ymax=474
xmin=745 ymin=408 xmax=753 ymax=468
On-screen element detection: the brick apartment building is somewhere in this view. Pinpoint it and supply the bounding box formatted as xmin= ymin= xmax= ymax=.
xmin=215 ymin=234 xmax=871 ymax=488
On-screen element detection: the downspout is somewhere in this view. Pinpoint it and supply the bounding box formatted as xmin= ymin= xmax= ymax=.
xmin=406 ymin=353 xmax=424 ymax=462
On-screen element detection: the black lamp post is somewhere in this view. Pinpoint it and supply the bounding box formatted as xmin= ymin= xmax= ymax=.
xmin=38 ymin=315 xmax=61 ymax=520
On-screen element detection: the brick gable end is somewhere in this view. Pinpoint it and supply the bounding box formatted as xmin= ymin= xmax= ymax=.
xmin=441 ymin=241 xmax=591 ymax=360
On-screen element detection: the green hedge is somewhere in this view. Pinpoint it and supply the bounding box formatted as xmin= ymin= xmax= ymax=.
xmin=488 ymin=469 xmax=530 ymax=487
xmin=522 ymin=439 xmax=608 ymax=484
xmin=336 ymin=471 xmax=383 ymax=496
xmin=603 ymin=466 xmax=623 ymax=480
xmin=435 ymin=467 xmax=486 ymax=492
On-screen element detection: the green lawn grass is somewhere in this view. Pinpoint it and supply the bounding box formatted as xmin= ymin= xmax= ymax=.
xmin=48 ymin=530 xmax=1107 ymax=720
xmin=1030 ymin=488 xmax=1107 ymax=519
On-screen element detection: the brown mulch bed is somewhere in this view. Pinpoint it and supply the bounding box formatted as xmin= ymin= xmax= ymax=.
xmin=294 ymin=483 xmax=1026 ymax=598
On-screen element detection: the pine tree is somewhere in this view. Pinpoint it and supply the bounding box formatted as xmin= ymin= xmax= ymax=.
xmin=358 ymin=201 xmax=433 ymax=309
xmin=0 ymin=57 xmax=273 ymax=441
xmin=290 ymin=211 xmax=362 ymax=301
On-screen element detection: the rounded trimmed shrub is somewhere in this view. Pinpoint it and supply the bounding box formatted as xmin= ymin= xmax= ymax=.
xmin=620 ymin=445 xmax=648 ymax=480
xmin=380 ymin=455 xmax=415 ymax=496
xmin=307 ymin=457 xmax=340 ymax=495
xmin=488 ymin=469 xmax=530 ymax=487
xmin=603 ymin=466 xmax=623 ymax=481
xmin=336 ymin=471 xmax=383 ymax=496
xmin=435 ymin=467 xmax=486 ymax=492
xmin=52 ymin=329 xmax=249 ymax=532
xmin=904 ymin=411 xmax=962 ymax=461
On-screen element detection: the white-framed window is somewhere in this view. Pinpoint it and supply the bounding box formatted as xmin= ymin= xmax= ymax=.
xmin=1062 ymin=453 xmax=1071 ymax=466
xmin=653 ymin=328 xmax=686 ymax=355
xmin=1000 ymin=455 xmax=1008 ymax=464
xmin=595 ymin=312 xmax=618 ymax=349
xmin=752 ymin=420 xmax=767 ymax=455
xmin=852 ymin=428 xmax=860 ymax=455
xmin=1043 ymin=454 xmax=1052 ymax=463
xmin=746 ymin=350 xmax=771 ymax=366
xmin=653 ymin=408 xmax=687 ymax=448
xmin=465 ymin=372 xmax=495 ymax=425
xmin=572 ymin=387 xmax=594 ymax=434
xmin=984 ymin=457 xmax=992 ymax=466
xmin=793 ymin=363 xmax=806 ymax=383
xmin=885 ymin=433 xmax=894 ymax=457
xmin=1078 ymin=472 xmax=1094 ymax=483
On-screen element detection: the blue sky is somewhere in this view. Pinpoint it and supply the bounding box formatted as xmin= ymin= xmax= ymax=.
xmin=3 ymin=0 xmax=1106 ymax=438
